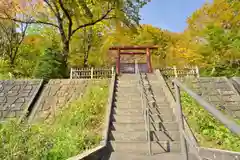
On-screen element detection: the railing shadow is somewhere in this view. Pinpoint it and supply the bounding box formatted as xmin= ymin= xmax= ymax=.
xmin=142 ymin=73 xmax=175 ymax=135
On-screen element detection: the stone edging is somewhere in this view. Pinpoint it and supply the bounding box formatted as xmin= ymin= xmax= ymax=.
xmin=67 ymin=73 xmax=116 ymax=160
xmin=232 ymin=77 xmax=240 ymax=94
xmin=155 ymin=69 xmax=199 ymax=147
xmin=18 ymin=79 xmax=44 ymax=123
xmin=223 ymin=77 xmax=240 ymax=96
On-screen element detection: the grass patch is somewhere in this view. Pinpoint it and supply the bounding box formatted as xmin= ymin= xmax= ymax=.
xmin=0 ymin=80 xmax=109 ymax=160
xmin=181 ymin=92 xmax=240 ymax=151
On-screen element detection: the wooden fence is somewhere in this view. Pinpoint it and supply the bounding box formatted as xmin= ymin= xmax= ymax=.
xmin=70 ymin=67 xmax=115 ymax=79
xmin=160 ymin=66 xmax=200 ymax=78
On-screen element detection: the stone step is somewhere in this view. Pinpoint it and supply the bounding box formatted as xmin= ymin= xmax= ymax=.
xmin=109 ymin=141 xmax=181 ymax=155
xmin=115 ymin=91 xmax=139 ymax=95
xmin=143 ymin=83 xmax=163 ymax=87
xmin=115 ymin=92 xmax=140 ymax=96
xmin=110 ymin=131 xmax=180 ymax=141
xmin=113 ymin=109 xmax=175 ymax=121
xmin=118 ymin=75 xmax=138 ymax=79
xmin=112 ymin=114 xmax=144 ymax=123
xmin=117 ymin=80 xmax=139 ymax=84
xmin=108 ymin=152 xmax=183 ymax=160
xmin=113 ymin=102 xmax=142 ymax=108
xmin=113 ymin=106 xmax=174 ymax=116
xmin=111 ymin=122 xmax=179 ymax=132
xmin=114 ymin=101 xmax=169 ymax=108
xmin=116 ymin=84 xmax=138 ymax=87
xmin=113 ymin=103 xmax=171 ymax=111
xmin=115 ymin=88 xmax=139 ymax=93
xmin=115 ymin=98 xmax=168 ymax=104
xmin=117 ymin=84 xmax=138 ymax=87
xmin=112 ymin=114 xmax=175 ymax=123
xmin=149 ymin=113 xmax=176 ymax=121
xmin=146 ymin=96 xmax=168 ymax=102
xmin=148 ymin=90 xmax=166 ymax=95
xmin=115 ymin=93 xmax=141 ymax=102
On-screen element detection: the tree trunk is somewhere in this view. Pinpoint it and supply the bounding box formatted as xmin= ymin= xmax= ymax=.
xmin=8 ymin=52 xmax=16 ymax=77
xmin=83 ymin=52 xmax=88 ymax=67
xmin=83 ymin=27 xmax=93 ymax=68
xmin=61 ymin=41 xmax=70 ymax=78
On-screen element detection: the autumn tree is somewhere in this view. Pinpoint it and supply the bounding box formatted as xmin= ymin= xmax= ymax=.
xmin=186 ymin=0 xmax=240 ymax=76
xmin=0 ymin=0 xmax=149 ymax=76
xmin=0 ymin=19 xmax=28 ymax=74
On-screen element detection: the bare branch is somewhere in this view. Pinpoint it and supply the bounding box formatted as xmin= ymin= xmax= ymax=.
xmin=51 ymin=1 xmax=67 ymax=44
xmin=78 ymin=1 xmax=93 ymax=18
xmin=43 ymin=0 xmax=58 ymax=18
xmin=58 ymin=0 xmax=73 ymax=39
xmin=71 ymin=8 xmax=114 ymax=36
xmin=13 ymin=23 xmax=28 ymax=62
xmin=0 ymin=12 xmax=59 ymax=28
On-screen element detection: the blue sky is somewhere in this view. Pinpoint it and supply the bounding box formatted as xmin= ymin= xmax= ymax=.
xmin=140 ymin=0 xmax=209 ymax=32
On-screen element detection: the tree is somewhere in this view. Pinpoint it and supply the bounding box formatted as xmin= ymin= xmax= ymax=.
xmin=186 ymin=0 xmax=240 ymax=76
xmin=0 ymin=19 xmax=28 ymax=73
xmin=0 ymin=0 xmax=150 ymax=76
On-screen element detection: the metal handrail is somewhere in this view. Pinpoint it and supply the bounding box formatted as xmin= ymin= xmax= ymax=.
xmin=135 ymin=61 xmax=152 ymax=155
xmin=173 ymin=78 xmax=240 ymax=160
xmin=140 ymin=75 xmax=152 ymax=155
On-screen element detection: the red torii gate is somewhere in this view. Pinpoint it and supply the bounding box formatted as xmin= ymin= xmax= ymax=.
xmin=109 ymin=46 xmax=158 ymax=74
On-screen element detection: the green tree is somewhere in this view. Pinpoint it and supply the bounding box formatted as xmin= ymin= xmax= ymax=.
xmin=33 ymin=45 xmax=66 ymax=80
xmin=0 ymin=0 xmax=150 ymax=75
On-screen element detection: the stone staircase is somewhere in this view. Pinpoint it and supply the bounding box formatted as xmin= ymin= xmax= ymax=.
xmin=104 ymin=73 xmax=184 ymax=160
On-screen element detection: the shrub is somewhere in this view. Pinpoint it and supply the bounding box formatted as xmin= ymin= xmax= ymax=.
xmin=0 ymin=80 xmax=109 ymax=159
xmin=181 ymin=92 xmax=240 ymax=151
xmin=33 ymin=47 xmax=66 ymax=80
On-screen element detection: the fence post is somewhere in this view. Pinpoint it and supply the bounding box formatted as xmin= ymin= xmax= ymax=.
xmin=91 ymin=67 xmax=94 ymax=79
xmin=173 ymin=66 xmax=178 ymax=78
xmin=111 ymin=66 xmax=114 ymax=78
xmin=70 ymin=68 xmax=73 ymax=79
xmin=195 ymin=66 xmax=200 ymax=78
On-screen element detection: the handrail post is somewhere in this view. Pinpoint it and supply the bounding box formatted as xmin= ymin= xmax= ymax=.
xmin=111 ymin=67 xmax=114 ymax=78
xmin=174 ymin=66 xmax=178 ymax=78
xmin=91 ymin=67 xmax=94 ymax=79
xmin=70 ymin=68 xmax=73 ymax=79
xmin=147 ymin=108 xmax=152 ymax=155
xmin=174 ymin=82 xmax=188 ymax=160
xmin=195 ymin=66 xmax=200 ymax=78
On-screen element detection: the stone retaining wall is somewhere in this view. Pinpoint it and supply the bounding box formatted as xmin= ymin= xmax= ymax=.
xmin=29 ymin=79 xmax=89 ymax=122
xmin=0 ymin=79 xmax=43 ymax=121
xmin=181 ymin=77 xmax=240 ymax=119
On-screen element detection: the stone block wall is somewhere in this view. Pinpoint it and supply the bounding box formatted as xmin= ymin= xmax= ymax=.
xmin=29 ymin=79 xmax=89 ymax=122
xmin=0 ymin=79 xmax=43 ymax=121
xmin=181 ymin=77 xmax=240 ymax=118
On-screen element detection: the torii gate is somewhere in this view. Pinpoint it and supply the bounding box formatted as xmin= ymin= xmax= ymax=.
xmin=109 ymin=46 xmax=158 ymax=74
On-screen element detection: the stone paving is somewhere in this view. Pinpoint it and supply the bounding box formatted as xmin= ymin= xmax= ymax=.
xmin=29 ymin=79 xmax=89 ymax=122
xmin=0 ymin=79 xmax=43 ymax=121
